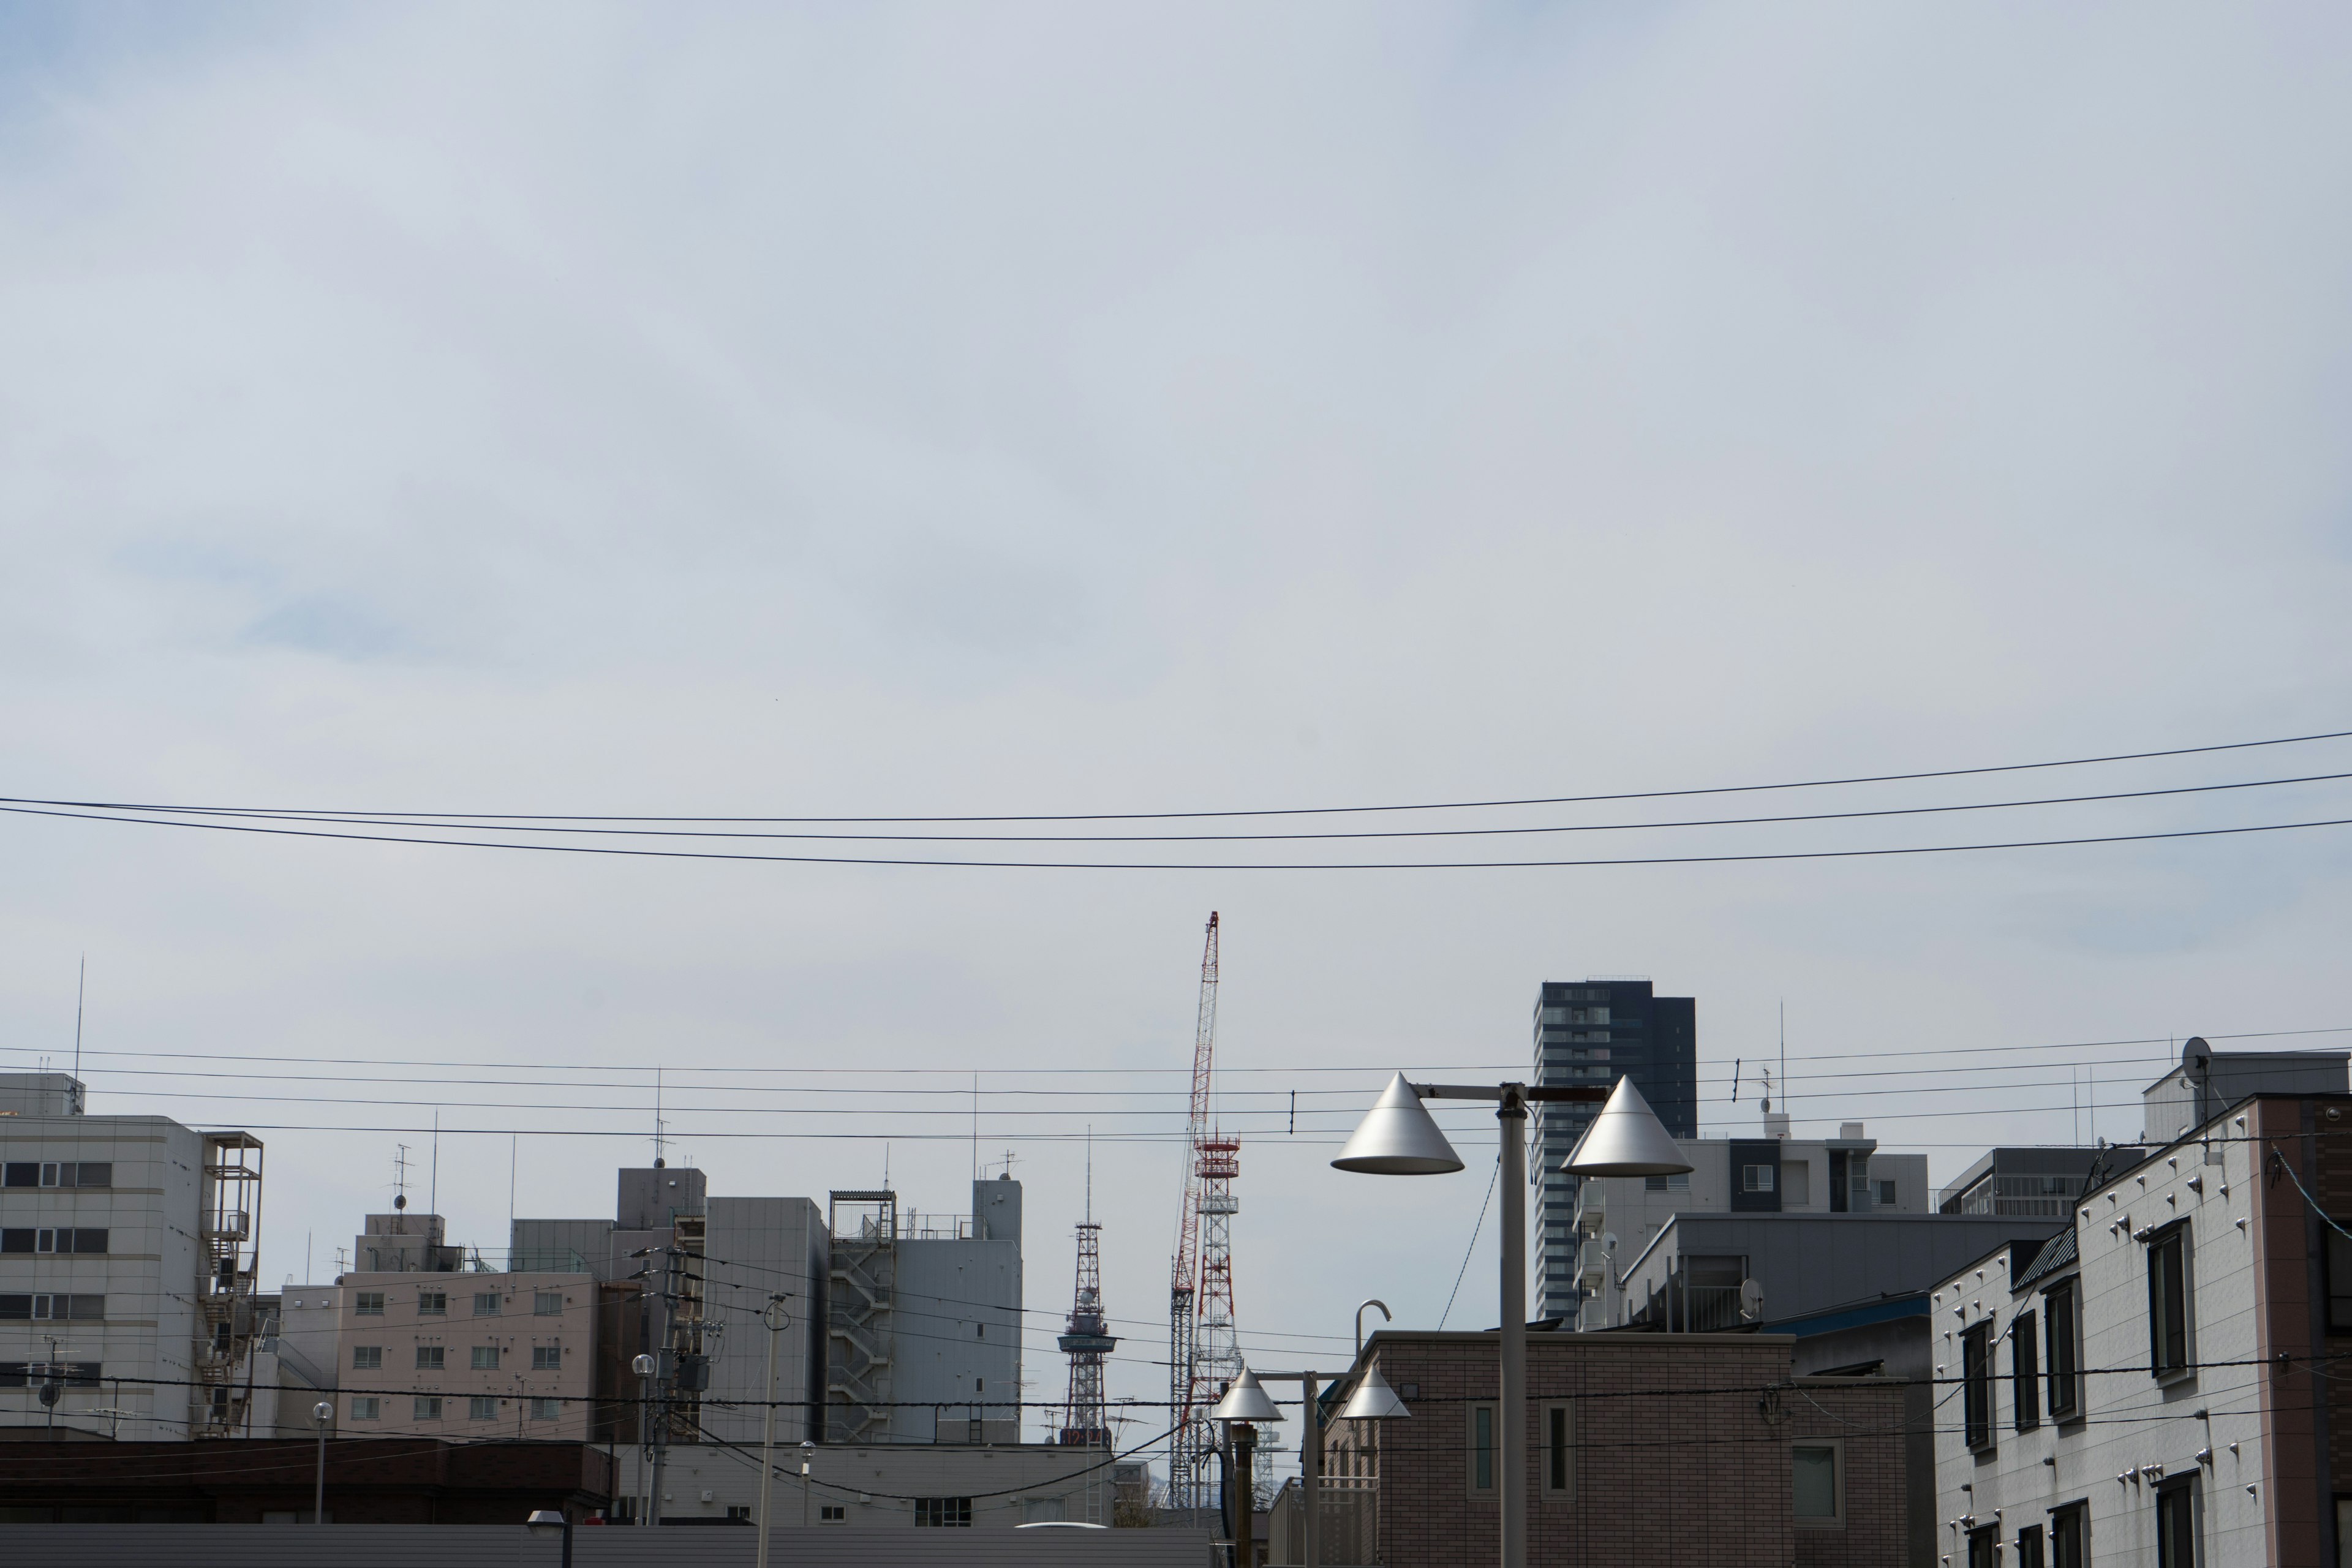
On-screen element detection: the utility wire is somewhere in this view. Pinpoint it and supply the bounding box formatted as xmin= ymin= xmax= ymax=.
xmin=15 ymin=723 xmax=2343 ymax=823
xmin=16 ymin=766 xmax=2350 ymax=844
xmin=7 ymin=799 xmax=2352 ymax=870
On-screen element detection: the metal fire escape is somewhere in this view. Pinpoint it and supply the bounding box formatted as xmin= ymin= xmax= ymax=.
xmin=193 ymin=1133 xmax=263 ymax=1439
xmin=826 ymin=1191 xmax=898 ymax=1444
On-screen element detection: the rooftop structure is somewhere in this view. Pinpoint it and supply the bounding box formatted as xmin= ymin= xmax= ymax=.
xmin=1567 ymin=1117 xmax=1929 ymax=1329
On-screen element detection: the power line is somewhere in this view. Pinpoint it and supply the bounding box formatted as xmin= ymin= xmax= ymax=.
xmin=9 ymin=798 xmax=2352 ymax=870
xmin=15 ymin=724 xmax=2344 ymax=823
xmin=18 ymin=764 xmax=2350 ymax=844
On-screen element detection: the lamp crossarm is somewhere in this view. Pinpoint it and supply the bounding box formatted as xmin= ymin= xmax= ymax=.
xmin=1414 ymin=1082 xmax=1608 ymax=1104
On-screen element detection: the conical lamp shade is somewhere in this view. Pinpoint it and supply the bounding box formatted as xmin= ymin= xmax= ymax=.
xmin=1336 ymin=1365 xmax=1410 ymax=1422
xmin=1208 ymin=1368 xmax=1284 ymax=1423
xmin=1332 ymin=1074 xmax=1465 ymax=1175
xmin=1562 ymin=1076 xmax=1692 ymax=1177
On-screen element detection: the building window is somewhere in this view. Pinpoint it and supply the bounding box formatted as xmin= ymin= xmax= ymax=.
xmin=416 ymin=1345 xmax=444 ymax=1371
xmin=2051 ymin=1501 xmax=2087 ymax=1567
xmin=1540 ymin=1402 xmax=1574 ymax=1497
xmin=352 ymin=1346 xmax=382 ymax=1371
xmin=819 ymin=1505 xmax=847 ymax=1523
xmin=2045 ymin=1283 xmax=2081 ymax=1419
xmin=533 ymin=1345 xmax=561 ymax=1371
xmin=2148 ymin=1224 xmax=2193 ymax=1380
xmin=914 ymin=1497 xmax=972 ymax=1527
xmin=530 ymin=1397 xmax=561 ymax=1421
xmin=725 ymin=1506 xmax=752 ymax=1522
xmin=7 ymin=1162 xmax=112 ymax=1189
xmin=1469 ymin=1403 xmax=1496 ymax=1492
xmin=2 ymin=1295 xmax=105 ymax=1321
xmin=350 ymin=1396 xmax=380 ymax=1420
xmin=467 ymin=1396 xmax=497 ymax=1421
xmin=473 ymin=1292 xmax=502 ymax=1317
xmin=2016 ymin=1523 xmax=2045 ymax=1568
xmin=1877 ymin=1179 xmax=1898 ymax=1207
xmin=1741 ymin=1164 xmax=1776 ymax=1193
xmin=1793 ymin=1441 xmax=1841 ymax=1526
xmin=355 ymin=1292 xmax=385 ymax=1317
xmin=413 ymin=1396 xmax=442 ymax=1420
xmin=2328 ymin=1231 xmax=2352 ymax=1332
xmin=2155 ymin=1480 xmax=2197 ymax=1568
xmin=2012 ymin=1309 xmax=2040 ymax=1431
xmin=1642 ymin=1172 xmax=1690 ymax=1192
xmin=1961 ymin=1322 xmax=1995 ymax=1452
xmin=1967 ymin=1526 xmax=1997 ymax=1568
xmin=418 ymin=1291 xmax=448 ymax=1316
xmin=472 ymin=1346 xmax=500 ymax=1371
xmin=534 ymin=1291 xmax=563 ymax=1316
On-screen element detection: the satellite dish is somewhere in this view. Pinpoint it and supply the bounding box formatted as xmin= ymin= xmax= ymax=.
xmin=1740 ymin=1280 xmax=1765 ymax=1319
xmin=1600 ymin=1232 xmax=1619 ymax=1254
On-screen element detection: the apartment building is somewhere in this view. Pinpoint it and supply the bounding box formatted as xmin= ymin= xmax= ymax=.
xmin=1932 ymin=1045 xmax=2352 ymax=1568
xmin=330 ymin=1270 xmax=598 ymax=1441
xmin=0 ymin=1072 xmax=264 ymax=1441
xmin=1530 ymin=981 xmax=1697 ymax=1321
xmin=1568 ymin=1117 xmax=1929 ymax=1329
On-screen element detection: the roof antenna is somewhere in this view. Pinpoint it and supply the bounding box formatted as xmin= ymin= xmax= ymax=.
xmin=393 ymin=1144 xmax=411 ymax=1213
xmin=72 ymin=957 xmax=85 ymax=1094
xmin=654 ymin=1066 xmax=666 ymax=1168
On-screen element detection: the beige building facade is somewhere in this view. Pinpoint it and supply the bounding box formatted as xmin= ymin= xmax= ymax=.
xmin=331 ymin=1271 xmax=597 ymax=1441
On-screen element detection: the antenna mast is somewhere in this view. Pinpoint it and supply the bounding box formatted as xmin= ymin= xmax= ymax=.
xmin=1059 ymin=1131 xmax=1117 ymax=1490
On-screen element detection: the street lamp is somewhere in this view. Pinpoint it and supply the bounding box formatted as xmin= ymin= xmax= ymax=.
xmin=526 ymin=1508 xmax=574 ymax=1568
xmin=1244 ymin=1319 xmax=1413 ymax=1568
xmin=800 ymin=1439 xmax=815 ymax=1528
xmin=631 ymin=1353 xmax=657 ymax=1526
xmin=311 ymin=1401 xmax=333 ymax=1526
xmin=1208 ymin=1371 xmax=1283 ymax=1568
xmin=1335 ymin=1072 xmax=1688 ymax=1568
xmin=756 ymin=1296 xmax=791 ymax=1568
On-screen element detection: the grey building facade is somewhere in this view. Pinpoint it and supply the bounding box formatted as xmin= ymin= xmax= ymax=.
xmin=1530 ymin=980 xmax=1696 ymax=1321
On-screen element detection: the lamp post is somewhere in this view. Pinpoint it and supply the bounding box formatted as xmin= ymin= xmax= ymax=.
xmin=755 ymin=1296 xmax=790 ymax=1568
xmin=526 ymin=1507 xmax=574 ymax=1568
xmin=1208 ymin=1370 xmax=1282 ymax=1568
xmin=1243 ymin=1322 xmax=1411 ymax=1568
xmin=630 ymin=1352 xmax=657 ymax=1526
xmin=311 ymin=1400 xmax=333 ymax=1525
xmin=800 ymin=1439 xmax=814 ymax=1528
xmin=1335 ymin=1074 xmax=1688 ymax=1568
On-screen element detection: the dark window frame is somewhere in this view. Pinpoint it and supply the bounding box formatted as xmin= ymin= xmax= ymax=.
xmin=2045 ymin=1281 xmax=2082 ymax=1420
xmin=2050 ymin=1501 xmax=2088 ymax=1567
xmin=2155 ymin=1477 xmax=2198 ymax=1568
xmin=2327 ymin=1229 xmax=2352 ymax=1333
xmin=2012 ymin=1308 xmax=2041 ymax=1431
xmin=1961 ymin=1321 xmax=1996 ymax=1452
xmin=2148 ymin=1223 xmax=2193 ymax=1381
xmin=2016 ymin=1523 xmax=2045 ymax=1568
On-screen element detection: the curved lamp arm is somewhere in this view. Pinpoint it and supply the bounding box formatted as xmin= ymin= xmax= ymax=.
xmin=1354 ymin=1299 xmax=1391 ymax=1360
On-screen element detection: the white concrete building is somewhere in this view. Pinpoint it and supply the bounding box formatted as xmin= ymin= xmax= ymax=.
xmin=0 ymin=1072 xmax=265 ymax=1441
xmin=1932 ymin=1045 xmax=2352 ymax=1568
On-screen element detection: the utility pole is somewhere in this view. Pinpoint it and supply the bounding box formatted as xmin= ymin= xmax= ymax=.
xmin=756 ymin=1295 xmax=789 ymax=1568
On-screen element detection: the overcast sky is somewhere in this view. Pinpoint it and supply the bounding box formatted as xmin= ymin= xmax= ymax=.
xmin=3 ymin=2 xmax=2351 ymax=1458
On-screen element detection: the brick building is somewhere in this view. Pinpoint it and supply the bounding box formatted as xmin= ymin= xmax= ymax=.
xmin=1321 ymin=1329 xmax=1912 ymax=1567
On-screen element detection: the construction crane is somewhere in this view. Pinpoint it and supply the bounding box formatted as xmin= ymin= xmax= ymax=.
xmin=1167 ymin=911 xmax=1235 ymax=1515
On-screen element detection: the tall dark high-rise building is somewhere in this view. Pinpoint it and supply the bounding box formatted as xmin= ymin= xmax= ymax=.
xmin=1530 ymin=979 xmax=1697 ymax=1322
